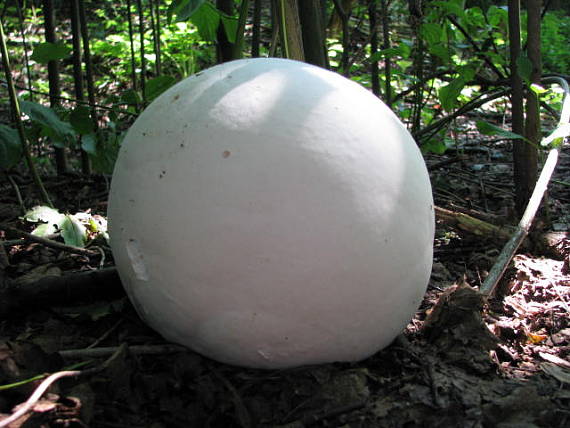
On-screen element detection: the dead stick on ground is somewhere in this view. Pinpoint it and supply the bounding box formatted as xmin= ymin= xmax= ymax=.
xmin=59 ymin=344 xmax=188 ymax=359
xmin=0 ymin=345 xmax=127 ymax=428
xmin=480 ymin=76 xmax=569 ymax=298
xmin=0 ymin=224 xmax=98 ymax=256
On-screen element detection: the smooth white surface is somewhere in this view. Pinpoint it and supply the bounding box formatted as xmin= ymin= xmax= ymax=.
xmin=108 ymin=58 xmax=434 ymax=369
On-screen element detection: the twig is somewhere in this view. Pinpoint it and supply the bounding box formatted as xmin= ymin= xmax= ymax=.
xmin=5 ymin=173 xmax=26 ymax=215
xmin=59 ymin=344 xmax=188 ymax=359
xmin=87 ymin=319 xmax=123 ymax=349
xmin=0 ymin=224 xmax=98 ymax=256
xmin=0 ymin=344 xmax=126 ymax=428
xmin=0 ymin=370 xmax=81 ymax=428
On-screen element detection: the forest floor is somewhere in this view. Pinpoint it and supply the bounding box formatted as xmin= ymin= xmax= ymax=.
xmin=0 ymin=129 xmax=569 ymax=427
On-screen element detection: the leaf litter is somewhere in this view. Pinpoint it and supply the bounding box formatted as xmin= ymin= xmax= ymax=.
xmin=0 ymin=136 xmax=569 ymax=426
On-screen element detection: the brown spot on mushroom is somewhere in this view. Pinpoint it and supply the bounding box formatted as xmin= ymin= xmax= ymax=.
xmin=223 ymin=150 xmax=231 ymax=158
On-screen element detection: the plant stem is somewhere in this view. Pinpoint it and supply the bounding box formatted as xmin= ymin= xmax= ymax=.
xmin=0 ymin=20 xmax=53 ymax=207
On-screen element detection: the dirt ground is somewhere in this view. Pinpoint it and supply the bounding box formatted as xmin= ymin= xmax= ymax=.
xmin=0 ymin=134 xmax=569 ymax=427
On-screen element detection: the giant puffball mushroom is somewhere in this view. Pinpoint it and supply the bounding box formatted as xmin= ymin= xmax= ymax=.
xmin=108 ymin=58 xmax=434 ymax=369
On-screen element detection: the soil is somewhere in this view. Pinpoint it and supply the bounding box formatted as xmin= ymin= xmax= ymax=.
xmin=0 ymin=135 xmax=569 ymax=427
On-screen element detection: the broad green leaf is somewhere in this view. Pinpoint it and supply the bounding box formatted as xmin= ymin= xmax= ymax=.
xmin=69 ymin=105 xmax=94 ymax=135
xmin=24 ymin=206 xmax=65 ymax=236
xmin=30 ymin=42 xmax=71 ymax=64
xmin=0 ymin=125 xmax=22 ymax=170
xmin=144 ymin=75 xmax=177 ymax=102
xmin=367 ymin=45 xmax=409 ymax=63
xmin=81 ymin=134 xmax=97 ymax=154
xmin=476 ymin=120 xmax=527 ymax=141
xmin=167 ymin=0 xmax=208 ymax=23
xmin=516 ymin=55 xmax=533 ymax=84
xmin=31 ymin=223 xmax=57 ymax=237
xmin=421 ymin=136 xmax=453 ymax=155
xmin=20 ymin=100 xmax=75 ymax=142
xmin=23 ymin=205 xmax=65 ymax=225
xmin=457 ymin=64 xmax=476 ymax=82
xmin=61 ymin=215 xmax=87 ymax=247
xmin=190 ymin=2 xmax=220 ymax=41
xmin=432 ymin=0 xmax=466 ymax=17
xmin=530 ymin=83 xmax=547 ymax=95
xmin=541 ymin=123 xmax=570 ymax=147
xmin=120 ymin=89 xmax=141 ymax=107
xmin=439 ymin=78 xmax=466 ymax=112
xmin=487 ymin=5 xmax=508 ymax=27
xmin=221 ymin=13 xmax=238 ymax=44
xmin=428 ymin=43 xmax=450 ymax=62
xmin=421 ymin=23 xmax=443 ymax=46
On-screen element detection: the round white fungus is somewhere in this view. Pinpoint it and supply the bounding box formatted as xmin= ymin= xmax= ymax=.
xmin=108 ymin=58 xmax=434 ymax=369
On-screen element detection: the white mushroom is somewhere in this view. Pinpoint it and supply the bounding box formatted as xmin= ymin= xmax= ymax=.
xmin=108 ymin=58 xmax=434 ymax=369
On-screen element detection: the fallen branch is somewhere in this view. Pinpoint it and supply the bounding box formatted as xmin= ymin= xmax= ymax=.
xmin=0 ymin=267 xmax=123 ymax=317
xmin=0 ymin=223 xmax=99 ymax=257
xmin=435 ymin=206 xmax=513 ymax=242
xmin=59 ymin=344 xmax=187 ymax=359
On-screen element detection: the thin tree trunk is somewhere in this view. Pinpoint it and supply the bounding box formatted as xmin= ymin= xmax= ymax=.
xmin=136 ymin=0 xmax=147 ymax=105
xmin=520 ymin=0 xmax=541 ymax=213
xmin=150 ymin=0 xmax=161 ymax=75
xmin=16 ymin=0 xmax=34 ymax=102
xmin=71 ymin=0 xmax=91 ymax=175
xmin=42 ymin=0 xmax=68 ymax=174
xmin=216 ymin=0 xmax=235 ymax=62
xmin=278 ymin=0 xmax=304 ymax=61
xmin=331 ymin=0 xmax=350 ymax=74
xmin=381 ymin=0 xmax=392 ymax=107
xmin=251 ymin=0 xmax=262 ymax=57
xmin=298 ymin=0 xmax=327 ymax=68
xmin=409 ymin=0 xmax=424 ymax=136
xmin=509 ymin=0 xmax=526 ymax=215
xmin=77 ymin=0 xmax=99 ymax=146
xmin=368 ymin=0 xmax=380 ymax=96
xmin=126 ymin=0 xmax=139 ymax=111
xmin=233 ymin=0 xmax=251 ymax=59
xmin=328 ymin=0 xmax=353 ymax=36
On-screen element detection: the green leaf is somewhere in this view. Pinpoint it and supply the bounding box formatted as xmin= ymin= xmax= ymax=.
xmin=23 ymin=206 xmax=65 ymax=236
xmin=367 ymin=46 xmax=408 ymax=63
xmin=167 ymin=0 xmax=208 ymax=23
xmin=516 ymin=55 xmax=533 ymax=84
xmin=69 ymin=105 xmax=94 ymax=135
xmin=530 ymin=83 xmax=547 ymax=95
xmin=81 ymin=134 xmax=97 ymax=154
xmin=23 ymin=205 xmax=65 ymax=225
xmin=487 ymin=5 xmax=508 ymax=27
xmin=120 ymin=89 xmax=141 ymax=106
xmin=30 ymin=42 xmax=71 ymax=64
xmin=541 ymin=123 xmax=570 ymax=147
xmin=421 ymin=23 xmax=443 ymax=46
xmin=0 ymin=125 xmax=22 ymax=170
xmin=144 ymin=75 xmax=177 ymax=102
xmin=439 ymin=78 xmax=466 ymax=112
xmin=432 ymin=0 xmax=466 ymax=17
xmin=31 ymin=223 xmax=57 ymax=237
xmin=221 ymin=13 xmax=238 ymax=44
xmin=190 ymin=2 xmax=220 ymax=41
xmin=421 ymin=136 xmax=453 ymax=155
xmin=476 ymin=120 xmax=527 ymax=141
xmin=20 ymin=100 xmax=75 ymax=142
xmin=61 ymin=215 xmax=87 ymax=247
